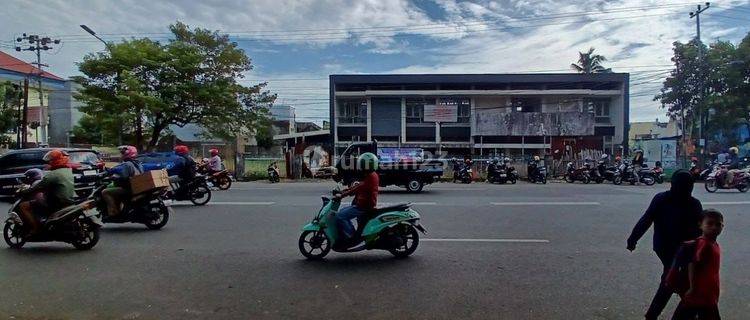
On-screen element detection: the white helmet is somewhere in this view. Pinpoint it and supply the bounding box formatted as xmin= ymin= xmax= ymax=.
xmin=600 ymin=154 xmax=609 ymax=160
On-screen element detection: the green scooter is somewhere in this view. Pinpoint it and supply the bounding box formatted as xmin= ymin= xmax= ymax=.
xmin=298 ymin=189 xmax=427 ymax=260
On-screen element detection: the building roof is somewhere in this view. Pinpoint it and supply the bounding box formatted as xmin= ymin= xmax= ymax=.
xmin=330 ymin=73 xmax=629 ymax=84
xmin=0 ymin=50 xmax=64 ymax=81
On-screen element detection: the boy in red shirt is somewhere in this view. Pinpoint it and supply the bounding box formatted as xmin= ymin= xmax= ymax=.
xmin=672 ymin=209 xmax=723 ymax=320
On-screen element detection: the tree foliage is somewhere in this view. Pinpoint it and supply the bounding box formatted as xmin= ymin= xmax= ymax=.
xmin=656 ymin=33 xmax=750 ymax=147
xmin=570 ymin=47 xmax=612 ymax=74
xmin=74 ymin=21 xmax=275 ymax=150
xmin=0 ymin=81 xmax=22 ymax=147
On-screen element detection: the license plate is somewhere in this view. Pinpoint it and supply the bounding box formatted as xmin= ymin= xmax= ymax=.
xmin=83 ymin=170 xmax=97 ymax=176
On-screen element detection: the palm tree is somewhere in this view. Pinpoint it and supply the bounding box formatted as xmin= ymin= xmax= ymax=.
xmin=570 ymin=47 xmax=612 ymax=73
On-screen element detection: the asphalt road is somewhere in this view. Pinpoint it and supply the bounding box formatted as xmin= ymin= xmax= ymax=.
xmin=1 ymin=180 xmax=749 ymax=320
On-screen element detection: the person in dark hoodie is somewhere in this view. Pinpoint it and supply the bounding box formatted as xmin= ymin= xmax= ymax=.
xmin=627 ymin=169 xmax=703 ymax=320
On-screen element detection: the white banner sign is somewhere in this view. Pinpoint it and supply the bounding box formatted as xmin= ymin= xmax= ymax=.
xmin=424 ymin=104 xmax=457 ymax=123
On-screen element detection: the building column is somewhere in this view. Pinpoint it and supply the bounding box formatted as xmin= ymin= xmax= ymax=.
xmin=366 ymin=97 xmax=372 ymax=142
xmin=401 ymin=98 xmax=406 ymax=144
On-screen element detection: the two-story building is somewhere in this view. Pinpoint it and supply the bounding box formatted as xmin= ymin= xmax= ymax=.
xmin=329 ymin=73 xmax=629 ymax=158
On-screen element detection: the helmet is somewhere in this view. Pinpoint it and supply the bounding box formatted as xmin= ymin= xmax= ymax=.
xmin=503 ymin=157 xmax=510 ymax=163
xmin=210 ymin=148 xmax=219 ymax=156
xmin=492 ymin=158 xmax=499 ymax=164
xmin=174 ymin=145 xmax=189 ymax=155
xmin=357 ymin=152 xmax=379 ymax=172
xmin=23 ymin=168 xmax=43 ymax=184
xmin=730 ymin=147 xmax=739 ymax=154
xmin=118 ymin=145 xmax=138 ymax=160
xmin=42 ymin=149 xmax=69 ymax=168
xmin=533 ymin=155 xmax=540 ymax=161
xmin=600 ymin=154 xmax=609 ymax=160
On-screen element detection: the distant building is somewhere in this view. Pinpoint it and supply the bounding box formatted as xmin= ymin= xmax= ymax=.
xmin=48 ymin=80 xmax=84 ymax=146
xmin=0 ymin=50 xmax=66 ymax=146
xmin=329 ymin=73 xmax=630 ymax=158
xmin=629 ymin=119 xmax=681 ymax=148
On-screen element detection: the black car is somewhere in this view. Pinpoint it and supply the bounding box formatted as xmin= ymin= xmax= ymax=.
xmin=0 ymin=148 xmax=105 ymax=198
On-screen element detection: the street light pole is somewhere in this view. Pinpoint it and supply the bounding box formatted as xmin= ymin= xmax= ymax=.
xmin=80 ymin=25 xmax=123 ymax=146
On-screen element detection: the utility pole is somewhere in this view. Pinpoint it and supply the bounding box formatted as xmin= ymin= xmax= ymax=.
xmin=690 ymin=2 xmax=710 ymax=162
xmin=15 ymin=34 xmax=60 ymax=146
xmin=21 ymin=79 xmax=29 ymax=148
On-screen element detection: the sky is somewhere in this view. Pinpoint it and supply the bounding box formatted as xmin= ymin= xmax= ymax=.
xmin=2 ymin=0 xmax=750 ymax=124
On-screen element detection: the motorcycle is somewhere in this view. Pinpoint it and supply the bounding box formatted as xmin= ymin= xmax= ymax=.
xmin=705 ymin=167 xmax=750 ymax=193
xmin=198 ymin=162 xmax=232 ymax=190
xmin=298 ymin=188 xmax=427 ymax=260
xmin=487 ymin=164 xmax=517 ymax=184
xmin=564 ymin=162 xmax=590 ymax=184
xmin=527 ymin=161 xmax=547 ymax=184
xmin=699 ymin=160 xmax=720 ymax=181
xmin=651 ymin=163 xmax=665 ymax=184
xmin=163 ymin=175 xmax=212 ymax=206
xmin=597 ymin=161 xmax=622 ymax=185
xmin=90 ymin=176 xmax=172 ymax=230
xmin=619 ymin=161 xmax=655 ymax=185
xmin=458 ymin=164 xmax=473 ymax=184
xmin=585 ymin=161 xmax=603 ymax=184
xmin=3 ymin=182 xmax=102 ymax=250
xmin=268 ymin=167 xmax=280 ymax=183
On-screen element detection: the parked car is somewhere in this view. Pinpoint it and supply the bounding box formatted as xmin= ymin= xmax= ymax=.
xmin=334 ymin=141 xmax=443 ymax=193
xmin=0 ymin=148 xmax=105 ymax=198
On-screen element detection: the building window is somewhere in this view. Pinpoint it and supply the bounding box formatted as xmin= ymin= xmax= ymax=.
xmin=438 ymin=97 xmax=470 ymax=123
xmin=511 ymin=97 xmax=542 ymax=112
xmin=337 ymin=99 xmax=367 ymax=124
xmin=587 ymin=98 xmax=611 ymax=124
xmin=406 ymin=98 xmax=435 ymax=123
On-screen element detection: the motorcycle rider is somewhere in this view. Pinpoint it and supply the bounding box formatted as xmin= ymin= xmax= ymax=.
xmin=334 ymin=152 xmax=379 ymax=247
xmin=632 ymin=149 xmax=645 ymax=167
xmin=528 ymin=155 xmax=541 ymax=179
xmin=723 ymin=147 xmax=741 ymax=187
xmin=102 ymin=146 xmax=144 ymax=218
xmin=208 ymin=148 xmax=222 ymax=173
xmin=451 ymin=158 xmax=461 ymax=182
xmin=16 ymin=149 xmax=75 ymax=236
xmin=173 ymin=145 xmax=197 ymax=196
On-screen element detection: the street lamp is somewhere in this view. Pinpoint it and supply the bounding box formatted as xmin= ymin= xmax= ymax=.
xmin=79 ymin=25 xmax=107 ymax=47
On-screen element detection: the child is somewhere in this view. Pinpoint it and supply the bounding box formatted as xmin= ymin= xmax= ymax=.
xmin=672 ymin=209 xmax=723 ymax=320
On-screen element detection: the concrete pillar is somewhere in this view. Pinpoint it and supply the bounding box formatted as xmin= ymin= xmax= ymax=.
xmin=401 ymin=98 xmax=406 ymax=144
xmin=366 ymin=97 xmax=372 ymax=142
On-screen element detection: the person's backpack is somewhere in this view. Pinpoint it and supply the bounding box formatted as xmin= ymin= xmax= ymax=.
xmin=665 ymin=240 xmax=697 ymax=294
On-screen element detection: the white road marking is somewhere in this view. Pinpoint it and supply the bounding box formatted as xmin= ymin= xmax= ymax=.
xmin=209 ymin=202 xmax=276 ymax=206
xmin=703 ymin=201 xmax=750 ymax=205
xmin=489 ymin=201 xmax=600 ymax=206
xmin=378 ymin=202 xmax=437 ymax=206
xmin=422 ymin=238 xmax=549 ymax=243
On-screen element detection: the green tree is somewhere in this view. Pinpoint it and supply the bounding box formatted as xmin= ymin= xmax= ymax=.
xmin=75 ymin=21 xmax=275 ymax=151
xmin=655 ymin=39 xmax=707 ymax=137
xmin=570 ymin=47 xmax=612 ymax=73
xmin=0 ymin=81 xmax=22 ymax=147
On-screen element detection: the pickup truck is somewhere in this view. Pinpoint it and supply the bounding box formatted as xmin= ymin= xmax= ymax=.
xmin=334 ymin=141 xmax=443 ymax=193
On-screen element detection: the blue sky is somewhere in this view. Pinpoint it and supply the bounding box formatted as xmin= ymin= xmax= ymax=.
xmin=2 ymin=0 xmax=750 ymax=124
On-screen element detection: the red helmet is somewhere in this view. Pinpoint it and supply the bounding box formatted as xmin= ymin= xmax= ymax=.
xmin=43 ymin=149 xmax=70 ymax=168
xmin=209 ymin=148 xmax=219 ymax=156
xmin=118 ymin=145 xmax=138 ymax=160
xmin=174 ymin=145 xmax=189 ymax=155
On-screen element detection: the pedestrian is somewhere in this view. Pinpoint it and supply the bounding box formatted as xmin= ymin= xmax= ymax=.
xmin=672 ymin=209 xmax=723 ymax=320
xmin=627 ymin=169 xmax=703 ymax=320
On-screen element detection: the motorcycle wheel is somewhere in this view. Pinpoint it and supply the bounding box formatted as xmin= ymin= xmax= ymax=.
xmin=705 ymin=179 xmax=718 ymax=193
xmin=738 ymin=183 xmax=749 ymax=193
xmin=388 ymin=224 xmax=420 ymax=258
xmin=510 ymin=178 xmax=517 ymax=184
xmin=298 ymin=230 xmax=330 ymax=260
xmin=656 ymin=176 xmax=664 ymax=184
xmin=3 ymin=221 xmax=26 ymax=249
xmin=643 ymin=176 xmax=655 ymax=186
xmin=541 ymin=177 xmax=547 ymax=184
xmin=190 ymin=183 xmax=212 ymax=206
xmin=613 ymin=176 xmax=622 ymax=185
xmin=217 ymin=176 xmax=232 ymax=190
xmin=565 ymin=175 xmax=574 ymax=183
xmin=145 ymin=205 xmax=171 ymax=230
xmin=583 ymin=176 xmax=590 ymax=184
xmin=406 ymin=179 xmax=424 ymax=193
xmin=72 ymin=220 xmax=100 ymax=250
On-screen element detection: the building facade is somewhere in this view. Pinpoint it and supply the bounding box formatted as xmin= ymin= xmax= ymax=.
xmin=329 ymin=74 xmax=629 ymax=158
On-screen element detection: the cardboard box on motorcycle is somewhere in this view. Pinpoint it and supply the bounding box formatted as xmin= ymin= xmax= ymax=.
xmin=130 ymin=169 xmax=170 ymax=195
